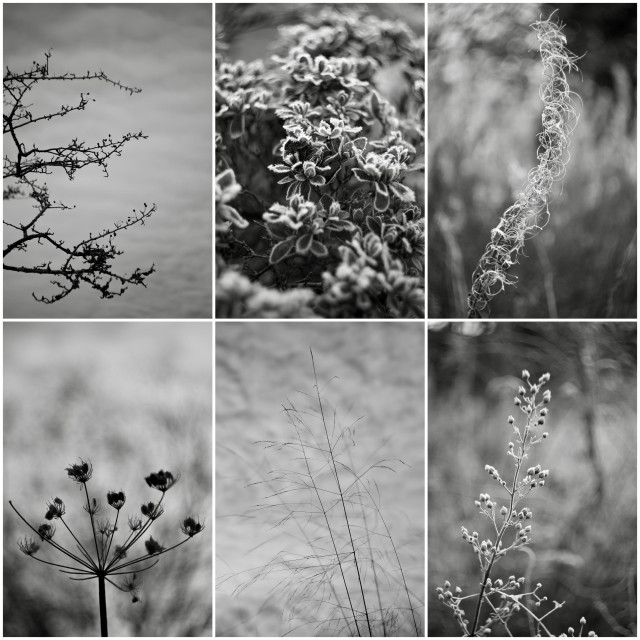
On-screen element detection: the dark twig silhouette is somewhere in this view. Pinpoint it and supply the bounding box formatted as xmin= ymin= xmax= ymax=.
xmin=3 ymin=50 xmax=156 ymax=303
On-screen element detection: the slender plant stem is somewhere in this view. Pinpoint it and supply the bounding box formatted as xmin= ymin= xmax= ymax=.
xmin=8 ymin=501 xmax=96 ymax=571
xmin=287 ymin=402 xmax=362 ymax=636
xmin=84 ymin=484 xmax=102 ymax=566
xmin=98 ymin=573 xmax=108 ymax=637
xmin=310 ymin=348 xmax=373 ymax=637
xmin=59 ymin=516 xmax=96 ymax=567
xmin=470 ymin=421 xmax=531 ymax=636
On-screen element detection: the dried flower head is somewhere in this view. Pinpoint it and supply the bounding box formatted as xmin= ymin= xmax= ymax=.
xmin=107 ymin=490 xmax=126 ymax=510
xmin=180 ymin=516 xmax=205 ymax=537
xmin=37 ymin=523 xmax=55 ymax=541
xmin=45 ymin=497 xmax=66 ymax=520
xmin=18 ymin=536 xmax=40 ymax=555
xmin=144 ymin=470 xmax=179 ymax=492
xmin=66 ymin=459 xmax=93 ymax=483
xmin=121 ymin=573 xmax=142 ymax=603
xmin=144 ymin=536 xmax=164 ymax=555
xmin=83 ymin=497 xmax=100 ymax=516
xmin=141 ymin=501 xmax=164 ymax=520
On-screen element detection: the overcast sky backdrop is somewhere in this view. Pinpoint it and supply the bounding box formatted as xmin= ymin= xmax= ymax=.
xmin=3 ymin=4 xmax=212 ymax=318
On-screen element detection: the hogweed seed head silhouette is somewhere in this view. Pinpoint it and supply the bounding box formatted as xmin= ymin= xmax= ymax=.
xmin=437 ymin=370 xmax=597 ymax=637
xmin=468 ymin=12 xmax=582 ymax=318
xmin=10 ymin=458 xmax=203 ymax=637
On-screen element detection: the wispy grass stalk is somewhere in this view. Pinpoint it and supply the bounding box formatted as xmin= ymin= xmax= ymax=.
xmin=220 ymin=349 xmax=422 ymax=636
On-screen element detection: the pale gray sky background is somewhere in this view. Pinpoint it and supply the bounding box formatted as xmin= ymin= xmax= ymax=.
xmin=3 ymin=4 xmax=212 ymax=318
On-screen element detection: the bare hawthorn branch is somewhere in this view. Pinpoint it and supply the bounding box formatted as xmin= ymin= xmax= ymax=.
xmin=3 ymin=50 xmax=155 ymax=304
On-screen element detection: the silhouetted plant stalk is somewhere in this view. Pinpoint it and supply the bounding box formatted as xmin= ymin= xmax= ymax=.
xmin=437 ymin=371 xmax=596 ymax=637
xmin=468 ymin=12 xmax=581 ymax=317
xmin=3 ymin=50 xmax=156 ymax=303
xmin=10 ymin=460 xmax=204 ymax=637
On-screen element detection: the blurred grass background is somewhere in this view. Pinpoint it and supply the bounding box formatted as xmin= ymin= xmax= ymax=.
xmin=428 ymin=3 xmax=636 ymax=318
xmin=3 ymin=322 xmax=212 ymax=636
xmin=428 ymin=322 xmax=636 ymax=636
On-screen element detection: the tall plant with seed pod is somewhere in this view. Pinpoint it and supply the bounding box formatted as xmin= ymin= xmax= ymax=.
xmin=10 ymin=460 xmax=204 ymax=637
xmin=467 ymin=12 xmax=581 ymax=318
xmin=437 ymin=371 xmax=597 ymax=637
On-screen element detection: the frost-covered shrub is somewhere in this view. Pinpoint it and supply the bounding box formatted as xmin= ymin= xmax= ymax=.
xmin=215 ymin=6 xmax=424 ymax=318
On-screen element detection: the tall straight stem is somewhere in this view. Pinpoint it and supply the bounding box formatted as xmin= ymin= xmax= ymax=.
xmin=98 ymin=573 xmax=108 ymax=637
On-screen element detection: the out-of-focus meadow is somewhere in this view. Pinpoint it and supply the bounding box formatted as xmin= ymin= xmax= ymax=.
xmin=216 ymin=322 xmax=424 ymax=636
xmin=3 ymin=323 xmax=212 ymax=636
xmin=428 ymin=4 xmax=636 ymax=318
xmin=428 ymin=322 xmax=636 ymax=636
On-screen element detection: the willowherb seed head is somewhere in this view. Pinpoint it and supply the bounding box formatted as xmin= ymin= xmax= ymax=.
xmin=107 ymin=490 xmax=126 ymax=510
xmin=522 ymin=370 xmax=530 ymax=380
xmin=66 ymin=459 xmax=93 ymax=484
xmin=539 ymin=373 xmax=550 ymax=384
xmin=542 ymin=432 xmax=549 ymax=439
xmin=543 ymin=390 xmax=551 ymax=404
xmin=514 ymin=397 xmax=521 ymax=406
xmin=580 ymin=617 xmax=586 ymax=625
xmin=145 ymin=469 xmax=179 ymax=492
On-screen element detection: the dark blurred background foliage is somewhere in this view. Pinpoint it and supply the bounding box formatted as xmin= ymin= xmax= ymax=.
xmin=3 ymin=323 xmax=212 ymax=636
xmin=428 ymin=322 xmax=636 ymax=636
xmin=428 ymin=3 xmax=636 ymax=318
